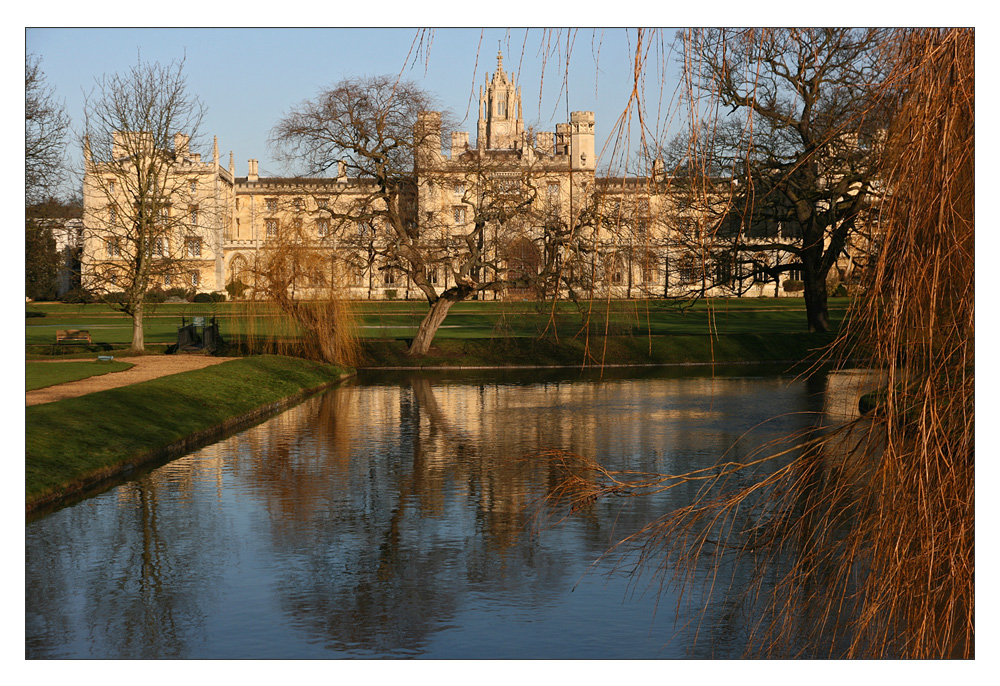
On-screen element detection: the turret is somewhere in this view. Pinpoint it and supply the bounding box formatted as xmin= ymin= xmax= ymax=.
xmin=569 ymin=111 xmax=595 ymax=171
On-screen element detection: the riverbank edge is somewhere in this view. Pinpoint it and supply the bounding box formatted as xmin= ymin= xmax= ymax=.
xmin=356 ymin=332 xmax=847 ymax=369
xmin=26 ymin=356 xmax=355 ymax=515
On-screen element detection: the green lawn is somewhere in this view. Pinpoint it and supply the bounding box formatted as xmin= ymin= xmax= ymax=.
xmin=26 ymin=355 xmax=352 ymax=509
xmin=26 ymin=297 xmax=850 ymax=349
xmin=26 ymin=360 xmax=134 ymax=391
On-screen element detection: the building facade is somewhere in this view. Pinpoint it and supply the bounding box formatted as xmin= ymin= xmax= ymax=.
xmin=83 ymin=53 xmax=855 ymax=302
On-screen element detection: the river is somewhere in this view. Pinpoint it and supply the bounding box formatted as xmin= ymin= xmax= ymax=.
xmin=25 ymin=365 xmax=877 ymax=659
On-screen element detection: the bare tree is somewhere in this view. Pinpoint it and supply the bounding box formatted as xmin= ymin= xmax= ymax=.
xmin=271 ymin=75 xmax=571 ymax=356
xmin=680 ymin=28 xmax=889 ymax=331
xmin=81 ymin=57 xmax=206 ymax=351
xmin=26 ymin=55 xmax=69 ymax=206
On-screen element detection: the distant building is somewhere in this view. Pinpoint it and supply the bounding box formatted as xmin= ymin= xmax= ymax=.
xmin=83 ymin=52 xmax=864 ymax=301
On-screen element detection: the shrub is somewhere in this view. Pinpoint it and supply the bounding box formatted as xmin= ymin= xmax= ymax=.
xmin=833 ymin=284 xmax=848 ymax=297
xmin=783 ymin=279 xmax=805 ymax=292
xmin=60 ymin=287 xmax=93 ymax=304
xmin=192 ymin=292 xmax=227 ymax=303
xmin=144 ymin=288 xmax=168 ymax=303
xmin=226 ymin=280 xmax=248 ymax=299
xmin=383 ymin=289 xmax=397 ymax=300
xmin=102 ymin=291 xmax=126 ymax=304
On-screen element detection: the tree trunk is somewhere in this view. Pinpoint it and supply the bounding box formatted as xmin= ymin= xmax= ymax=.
xmin=802 ymin=270 xmax=830 ymax=333
xmin=406 ymin=294 xmax=462 ymax=356
xmin=131 ymin=300 xmax=145 ymax=352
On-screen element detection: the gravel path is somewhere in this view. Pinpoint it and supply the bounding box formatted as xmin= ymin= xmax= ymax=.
xmin=26 ymin=355 xmax=238 ymax=406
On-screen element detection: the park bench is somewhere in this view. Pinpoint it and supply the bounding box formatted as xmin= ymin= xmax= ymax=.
xmin=97 ymin=355 xmax=114 ymax=363
xmin=56 ymin=329 xmax=91 ymax=345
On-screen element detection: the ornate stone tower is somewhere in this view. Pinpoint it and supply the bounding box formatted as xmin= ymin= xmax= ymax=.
xmin=477 ymin=50 xmax=524 ymax=150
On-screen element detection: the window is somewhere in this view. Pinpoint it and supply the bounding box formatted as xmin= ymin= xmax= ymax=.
xmin=265 ymin=219 xmax=278 ymax=238
xmin=427 ymin=268 xmax=439 ymax=285
xmin=357 ymin=221 xmax=375 ymax=237
xmin=106 ymin=238 xmax=118 ymax=257
xmin=108 ymin=206 xmax=117 ymax=226
xmin=186 ymin=238 xmax=202 ymax=258
xmin=153 ymin=237 xmax=166 ymax=257
xmin=107 ymin=180 xmax=115 ymax=194
xmin=453 ymin=206 xmax=466 ymax=224
xmin=158 ymin=207 xmax=169 ymax=226
xmin=317 ymin=219 xmax=329 ymax=237
xmin=190 ymin=179 xmax=197 ymax=194
xmin=189 ymin=271 xmax=200 ymax=287
xmin=189 ymin=206 xmax=198 ymax=226
xmin=163 ymin=273 xmax=172 ymax=287
xmin=266 ymin=198 xmax=277 ymax=212
xmin=454 ymin=183 xmax=465 ymax=196
xmin=317 ymin=198 xmax=329 ymax=209
xmin=497 ymin=98 xmax=506 ymax=117
xmin=383 ymin=269 xmax=396 ymax=286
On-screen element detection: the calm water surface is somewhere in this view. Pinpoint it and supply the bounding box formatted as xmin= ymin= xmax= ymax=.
xmin=25 ymin=366 xmax=876 ymax=659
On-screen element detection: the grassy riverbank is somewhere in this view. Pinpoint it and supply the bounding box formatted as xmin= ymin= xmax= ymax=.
xmin=358 ymin=332 xmax=842 ymax=368
xmin=25 ymin=355 xmax=353 ymax=511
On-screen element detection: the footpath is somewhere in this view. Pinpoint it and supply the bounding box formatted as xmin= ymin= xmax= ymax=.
xmin=26 ymin=355 xmax=238 ymax=406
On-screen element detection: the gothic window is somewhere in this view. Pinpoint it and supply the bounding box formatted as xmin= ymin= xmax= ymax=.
xmin=108 ymin=206 xmax=117 ymax=226
xmin=189 ymin=205 xmax=198 ymax=226
xmin=317 ymin=219 xmax=329 ymax=237
xmin=497 ymin=97 xmax=506 ymax=118
xmin=453 ymin=206 xmax=466 ymax=224
xmin=317 ymin=198 xmax=329 ymax=209
xmin=357 ymin=221 xmax=376 ymax=237
xmin=105 ymin=238 xmax=118 ymax=258
xmin=266 ymin=198 xmax=277 ymax=212
xmin=383 ymin=269 xmax=396 ymax=286
xmin=190 ymin=179 xmax=197 ymax=194
xmin=454 ymin=183 xmax=465 ymax=196
xmin=265 ymin=219 xmax=278 ymax=238
xmin=107 ymin=180 xmax=115 ymax=194
xmin=189 ymin=270 xmax=200 ymax=287
xmin=153 ymin=237 xmax=166 ymax=257
xmin=186 ymin=238 xmax=202 ymax=258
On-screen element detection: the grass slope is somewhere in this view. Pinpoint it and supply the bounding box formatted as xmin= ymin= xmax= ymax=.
xmin=26 ymin=355 xmax=352 ymax=508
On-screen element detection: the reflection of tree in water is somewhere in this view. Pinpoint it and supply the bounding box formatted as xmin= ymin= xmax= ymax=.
xmin=235 ymin=377 xmax=612 ymax=653
xmin=26 ymin=470 xmax=230 ymax=658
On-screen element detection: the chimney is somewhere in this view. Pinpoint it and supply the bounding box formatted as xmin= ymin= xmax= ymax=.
xmin=248 ymin=159 xmax=258 ymax=183
xmin=174 ymin=133 xmax=190 ymax=158
xmin=653 ymin=157 xmax=664 ymax=179
xmin=450 ymin=132 xmax=469 ymax=159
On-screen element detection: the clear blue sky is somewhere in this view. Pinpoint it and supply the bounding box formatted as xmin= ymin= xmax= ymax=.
xmin=26 ymin=28 xmax=687 ymax=187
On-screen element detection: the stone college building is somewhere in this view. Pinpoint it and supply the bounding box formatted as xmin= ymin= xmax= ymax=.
xmin=83 ymin=53 xmax=849 ymax=302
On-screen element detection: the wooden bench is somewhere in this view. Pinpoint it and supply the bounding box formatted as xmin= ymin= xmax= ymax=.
xmin=56 ymin=329 xmax=92 ymax=345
